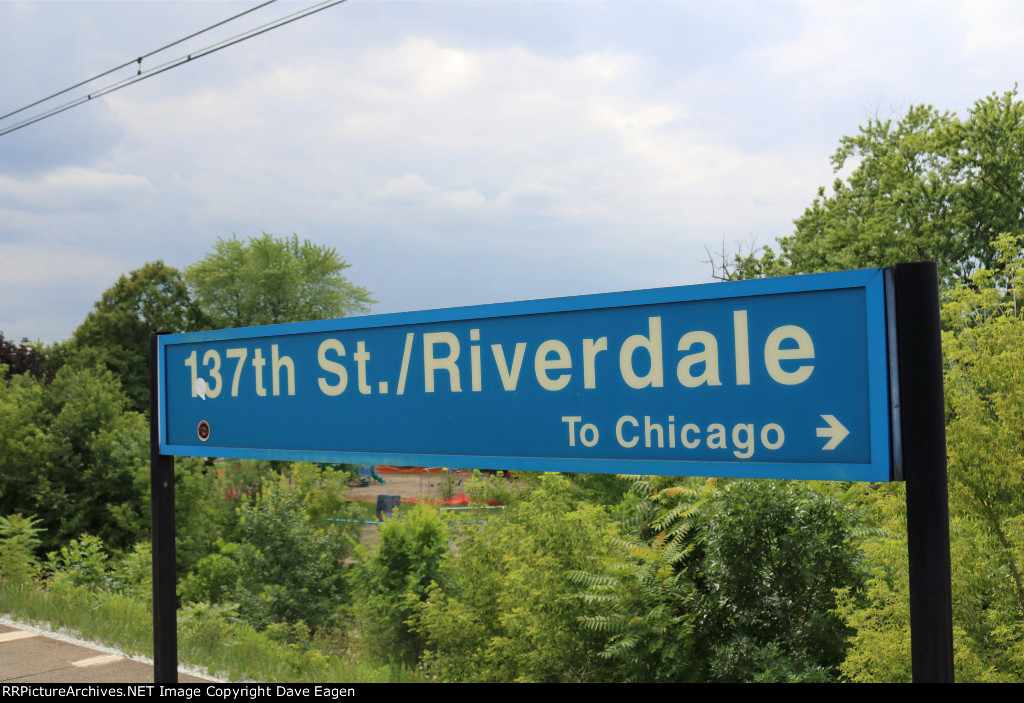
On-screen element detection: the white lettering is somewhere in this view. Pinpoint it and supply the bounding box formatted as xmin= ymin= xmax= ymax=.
xmin=470 ymin=329 xmax=482 ymax=392
xmin=354 ymin=341 xmax=371 ymax=395
xmin=616 ymin=415 xmax=639 ymax=448
xmin=619 ymin=317 xmax=664 ymax=389
xmin=424 ymin=332 xmax=461 ymax=392
xmin=271 ymin=344 xmax=295 ymax=396
xmin=676 ymin=330 xmax=722 ymax=387
xmin=317 ymin=339 xmax=347 ymax=396
xmin=535 ymin=340 xmax=572 ymax=391
xmin=491 ymin=342 xmax=527 ymax=391
xmin=582 ymin=337 xmax=608 ymax=389
xmin=761 ymin=423 xmax=785 ymax=449
xmin=734 ymin=310 xmax=750 ymax=385
xmin=764 ymin=325 xmax=815 ymax=385
xmin=562 ymin=416 xmax=582 ymax=446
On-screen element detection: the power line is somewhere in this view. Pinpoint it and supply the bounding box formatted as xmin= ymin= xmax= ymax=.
xmin=0 ymin=0 xmax=279 ymax=124
xmin=0 ymin=0 xmax=348 ymax=139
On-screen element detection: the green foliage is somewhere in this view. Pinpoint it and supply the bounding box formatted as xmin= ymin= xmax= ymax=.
xmin=706 ymin=239 xmax=793 ymax=282
xmin=0 ymin=371 xmax=50 ymax=520
xmin=698 ymin=480 xmax=861 ymax=682
xmin=437 ymin=470 xmax=460 ymax=502
xmin=835 ymin=488 xmax=1020 ymax=682
xmin=574 ymin=476 xmax=711 ymax=682
xmin=575 ymin=477 xmax=860 ymax=682
xmin=350 ymin=502 xmax=449 ymax=666
xmin=575 ymin=534 xmax=700 ymax=682
xmin=731 ymin=88 xmax=1024 ymax=284
xmin=185 ymin=233 xmax=375 ymax=329
xmin=44 ymin=534 xmax=109 ymax=589
xmin=69 ymin=261 xmax=208 ymax=414
xmin=932 ymin=235 xmax=1024 ymax=680
xmin=0 ymin=513 xmax=44 ymax=542
xmin=832 ymin=489 xmax=912 ymax=682
xmin=107 ymin=542 xmax=153 ymax=599
xmin=175 ymin=600 xmax=409 ymax=682
xmin=943 ymin=234 xmax=1024 ymax=618
xmin=179 ymin=466 xmax=356 ymax=636
xmin=836 ymin=236 xmax=1024 ymax=682
xmin=565 ymin=472 xmax=633 ymax=508
xmin=463 ymin=469 xmax=538 ymax=507
xmin=41 ymin=364 xmax=150 ymax=550
xmin=234 ymin=493 xmax=350 ymax=629
xmin=280 ymin=462 xmax=354 ymax=522
xmin=0 ymin=333 xmax=47 ymax=381
xmin=0 ymin=558 xmax=408 ymax=683
xmin=784 ymin=103 xmax=966 ymax=279
xmin=172 ymin=457 xmax=248 ymax=579
xmin=180 ymin=543 xmax=244 ymax=606
xmin=0 ymin=514 xmax=44 ymax=586
xmin=0 ymin=363 xmax=149 ymax=552
xmin=415 ymin=474 xmax=620 ymax=682
xmin=176 ymin=461 xmax=354 ymax=598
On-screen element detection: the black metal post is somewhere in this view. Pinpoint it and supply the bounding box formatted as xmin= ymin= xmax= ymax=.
xmin=149 ymin=332 xmax=178 ymax=683
xmin=893 ymin=262 xmax=954 ymax=682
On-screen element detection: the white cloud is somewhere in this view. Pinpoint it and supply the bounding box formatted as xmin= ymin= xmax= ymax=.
xmin=0 ymin=168 xmax=152 ymax=212
xmin=49 ymin=32 xmax=825 ymax=321
xmin=0 ymin=240 xmax=122 ymax=287
xmin=742 ymin=2 xmax=966 ymax=104
xmin=6 ymin=1 xmax=1022 ymax=342
xmin=956 ymin=0 xmax=1024 ymax=53
xmin=368 ymin=173 xmax=487 ymax=209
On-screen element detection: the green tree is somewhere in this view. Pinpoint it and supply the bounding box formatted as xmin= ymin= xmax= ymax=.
xmin=350 ymin=502 xmax=449 ymax=667
xmin=0 ymin=514 xmax=44 ymax=586
xmin=577 ymin=476 xmax=861 ymax=682
xmin=414 ymin=474 xmax=620 ymax=682
xmin=723 ymin=89 xmax=1024 ymax=284
xmin=697 ymin=480 xmax=862 ymax=681
xmin=0 ymin=367 xmax=50 ymax=519
xmin=185 ymin=233 xmax=375 ymax=329
xmin=0 ymin=333 xmax=47 ymax=381
xmin=574 ymin=477 xmax=711 ymax=683
xmin=836 ymin=236 xmax=1024 ymax=682
xmin=40 ymin=364 xmax=151 ymax=551
xmin=1 ymin=362 xmax=150 ymax=552
xmin=69 ymin=261 xmax=207 ymax=414
xmin=179 ymin=466 xmax=356 ymax=634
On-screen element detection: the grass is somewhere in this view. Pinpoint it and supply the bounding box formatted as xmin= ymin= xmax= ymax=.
xmin=1 ymin=580 xmax=152 ymax=656
xmin=440 ymin=506 xmax=506 ymax=524
xmin=0 ymin=578 xmax=412 ymax=683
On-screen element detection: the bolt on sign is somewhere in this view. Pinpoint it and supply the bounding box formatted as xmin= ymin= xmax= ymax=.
xmin=157 ymin=268 xmax=896 ymax=482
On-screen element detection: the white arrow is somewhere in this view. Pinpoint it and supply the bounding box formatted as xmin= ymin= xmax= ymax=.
xmin=817 ymin=414 xmax=849 ymax=450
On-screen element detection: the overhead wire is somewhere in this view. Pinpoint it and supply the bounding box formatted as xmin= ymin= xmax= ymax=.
xmin=0 ymin=0 xmax=279 ymax=124
xmin=0 ymin=0 xmax=348 ymax=139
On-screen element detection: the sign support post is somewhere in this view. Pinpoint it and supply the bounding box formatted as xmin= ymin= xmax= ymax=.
xmin=149 ymin=332 xmax=178 ymax=684
xmin=894 ymin=262 xmax=955 ymax=682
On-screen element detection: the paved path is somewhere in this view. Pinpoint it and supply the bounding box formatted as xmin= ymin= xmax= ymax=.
xmin=0 ymin=619 xmax=218 ymax=684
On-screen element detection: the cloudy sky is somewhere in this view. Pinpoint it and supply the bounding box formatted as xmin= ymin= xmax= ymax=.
xmin=2 ymin=0 xmax=1023 ymax=343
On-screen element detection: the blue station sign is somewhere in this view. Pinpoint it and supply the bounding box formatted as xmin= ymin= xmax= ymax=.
xmin=158 ymin=268 xmax=896 ymax=481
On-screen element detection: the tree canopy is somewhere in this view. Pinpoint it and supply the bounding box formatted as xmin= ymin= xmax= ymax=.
xmin=185 ymin=233 xmax=375 ymax=329
xmin=0 ymin=332 xmax=47 ymax=381
xmin=0 ymin=361 xmax=149 ymax=551
xmin=724 ymin=88 xmax=1024 ymax=284
xmin=835 ymin=235 xmax=1024 ymax=682
xmin=68 ymin=260 xmax=207 ymax=414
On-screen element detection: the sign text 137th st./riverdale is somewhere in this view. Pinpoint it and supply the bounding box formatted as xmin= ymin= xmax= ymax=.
xmin=159 ymin=268 xmax=892 ymax=482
